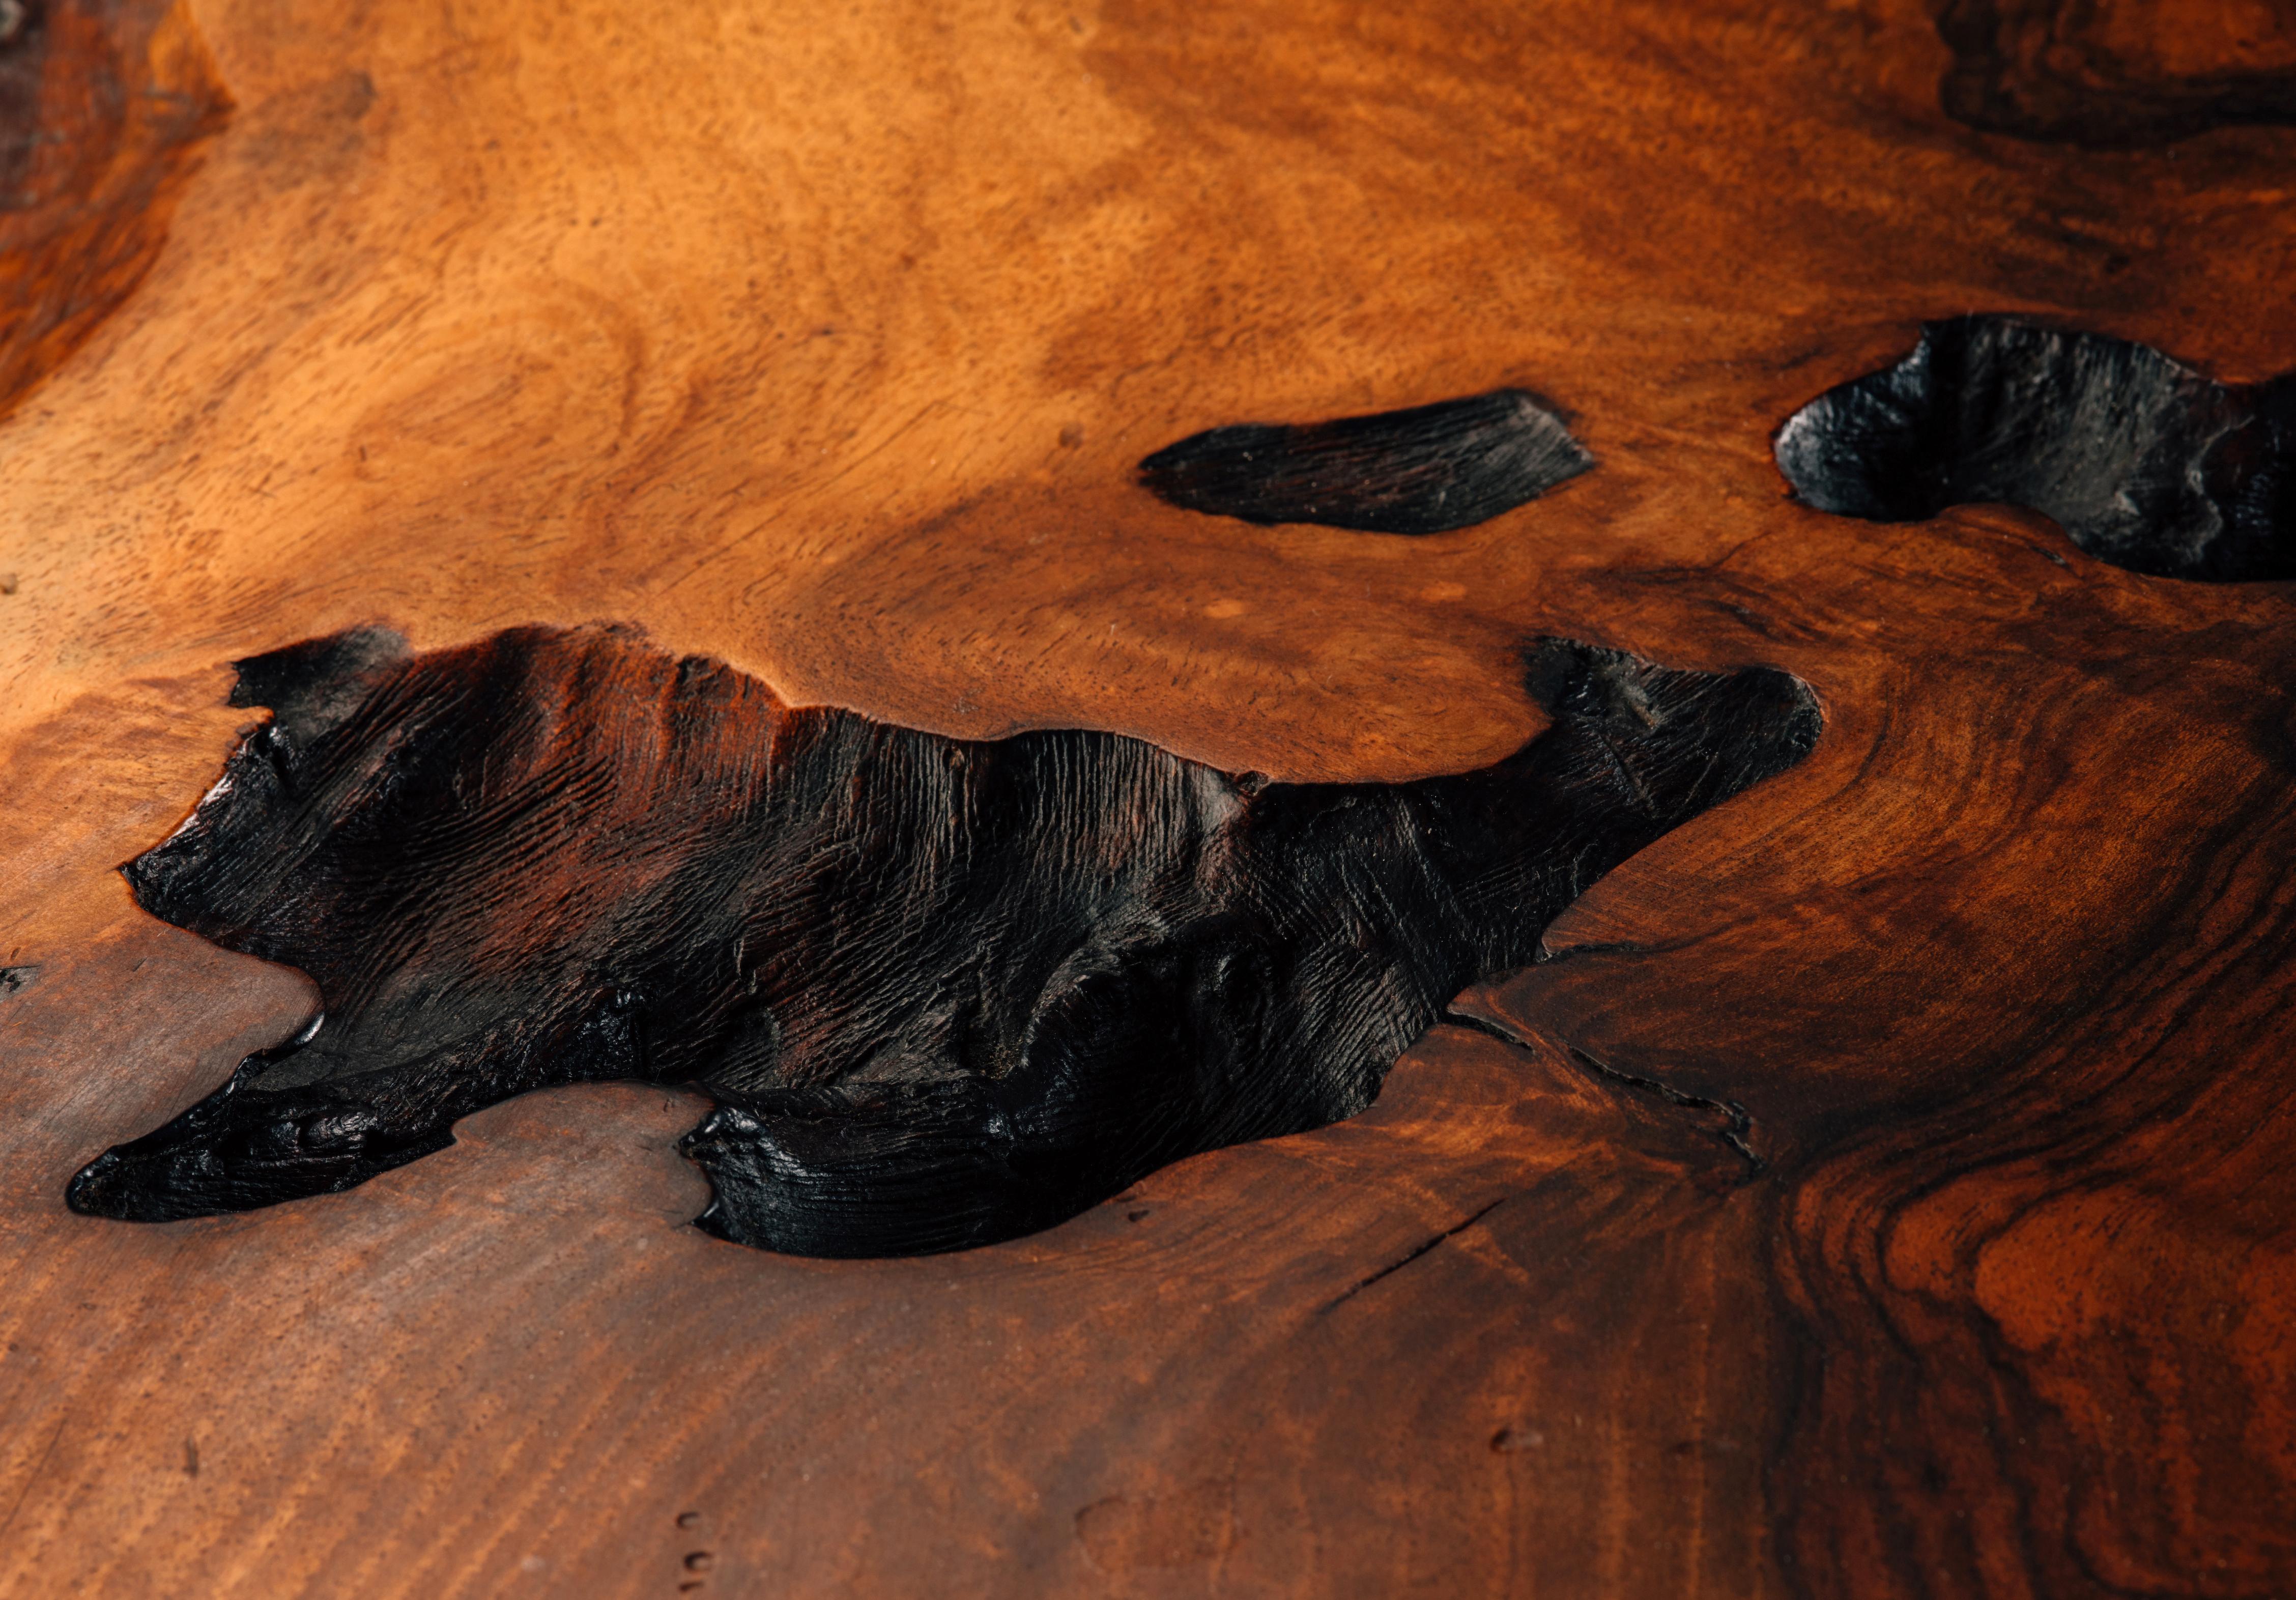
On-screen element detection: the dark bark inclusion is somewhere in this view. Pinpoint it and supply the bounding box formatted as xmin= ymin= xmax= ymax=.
xmin=67 ymin=624 xmax=1819 ymax=1257
xmin=1775 ymin=316 xmax=2296 ymax=582
xmin=1139 ymin=388 xmax=1593 ymax=535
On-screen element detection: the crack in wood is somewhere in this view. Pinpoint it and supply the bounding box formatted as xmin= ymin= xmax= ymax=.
xmin=1320 ymin=1193 xmax=1515 ymax=1313
xmin=1445 ymin=1006 xmax=1766 ymax=1176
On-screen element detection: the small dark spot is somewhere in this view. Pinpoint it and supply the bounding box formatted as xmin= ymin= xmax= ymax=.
xmin=675 ymin=1511 xmax=702 ymax=1529
xmin=1490 ymin=1425 xmax=1544 ymax=1453
xmin=0 ymin=573 xmax=17 ymax=595
xmin=184 ymin=1437 xmax=199 ymax=1476
xmin=1058 ymin=422 xmax=1085 ymax=449
xmin=336 ymin=70 xmax=377 ymax=121
xmin=683 ymin=1551 xmax=714 ymax=1572
xmin=1126 ymin=1208 xmax=1151 ymax=1222
xmin=0 ymin=965 xmax=32 ymax=996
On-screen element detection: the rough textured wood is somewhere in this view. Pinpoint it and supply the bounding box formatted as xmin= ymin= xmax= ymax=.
xmin=65 ymin=622 xmax=1815 ymax=1255
xmin=1775 ymin=315 xmax=2295 ymax=580
xmin=1 ymin=0 xmax=2292 ymax=1596
xmin=1138 ymin=388 xmax=1594 ymax=534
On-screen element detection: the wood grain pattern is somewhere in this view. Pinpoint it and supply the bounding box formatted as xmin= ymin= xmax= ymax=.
xmin=1937 ymin=0 xmax=2296 ymax=145
xmin=0 ymin=0 xmax=2291 ymax=1594
xmin=0 ymin=0 xmax=228 ymax=421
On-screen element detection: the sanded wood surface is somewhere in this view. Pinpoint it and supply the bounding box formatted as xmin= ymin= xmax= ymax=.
xmin=2 ymin=0 xmax=2293 ymax=1595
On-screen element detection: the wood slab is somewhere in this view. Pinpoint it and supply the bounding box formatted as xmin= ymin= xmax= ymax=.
xmin=2 ymin=0 xmax=2292 ymax=1594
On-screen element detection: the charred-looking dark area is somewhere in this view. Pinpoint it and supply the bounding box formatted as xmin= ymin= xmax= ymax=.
xmin=68 ymin=624 xmax=1818 ymax=1257
xmin=1137 ymin=388 xmax=1593 ymax=535
xmin=1935 ymin=0 xmax=2296 ymax=146
xmin=1774 ymin=316 xmax=2296 ymax=583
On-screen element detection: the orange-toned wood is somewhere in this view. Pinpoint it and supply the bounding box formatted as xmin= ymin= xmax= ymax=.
xmin=0 ymin=0 xmax=227 ymax=422
xmin=1 ymin=0 xmax=2292 ymax=1594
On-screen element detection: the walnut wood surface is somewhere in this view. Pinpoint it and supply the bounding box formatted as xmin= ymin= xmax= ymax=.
xmin=0 ymin=0 xmax=227 ymax=423
xmin=1 ymin=0 xmax=2293 ymax=1596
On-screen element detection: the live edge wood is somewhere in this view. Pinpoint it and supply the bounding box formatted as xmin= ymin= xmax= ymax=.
xmin=0 ymin=1 xmax=2292 ymax=1597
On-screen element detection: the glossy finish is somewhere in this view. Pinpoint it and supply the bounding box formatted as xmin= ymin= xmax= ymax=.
xmin=0 ymin=0 xmax=2291 ymax=1593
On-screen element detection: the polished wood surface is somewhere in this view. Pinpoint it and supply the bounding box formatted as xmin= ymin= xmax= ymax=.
xmin=2 ymin=0 xmax=2292 ymax=1594
xmin=0 ymin=0 xmax=227 ymax=424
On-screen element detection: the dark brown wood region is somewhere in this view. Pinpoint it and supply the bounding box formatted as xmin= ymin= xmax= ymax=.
xmin=1937 ymin=0 xmax=2296 ymax=146
xmin=1 ymin=0 xmax=2293 ymax=1596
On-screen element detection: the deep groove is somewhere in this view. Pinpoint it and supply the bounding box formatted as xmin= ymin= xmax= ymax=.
xmin=1445 ymin=1006 xmax=1765 ymax=1175
xmin=1566 ymin=1046 xmax=1764 ymax=1174
xmin=67 ymin=622 xmax=1816 ymax=1257
xmin=1139 ymin=388 xmax=1593 ymax=535
xmin=1774 ymin=316 xmax=2296 ymax=583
